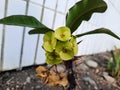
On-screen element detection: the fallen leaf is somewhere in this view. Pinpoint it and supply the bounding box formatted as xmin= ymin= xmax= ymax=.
xmin=36 ymin=66 xmax=48 ymax=78
xmin=58 ymin=77 xmax=68 ymax=87
xmin=47 ymin=71 xmax=60 ymax=86
xmin=36 ymin=66 xmax=69 ymax=87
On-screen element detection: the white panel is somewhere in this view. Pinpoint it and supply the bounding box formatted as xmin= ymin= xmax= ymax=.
xmin=76 ymin=0 xmax=120 ymax=55
xmin=53 ymin=13 xmax=65 ymax=29
xmin=45 ymin=0 xmax=57 ymax=9
xmin=42 ymin=8 xmax=54 ymax=28
xmin=0 ymin=0 xmax=5 ymax=60
xmin=3 ymin=0 xmax=26 ymax=70
xmin=76 ymin=22 xmax=116 ymax=55
xmin=57 ymin=0 xmax=67 ymax=13
xmin=36 ymin=35 xmax=46 ymax=64
xmin=21 ymin=3 xmax=42 ymax=66
xmin=30 ymin=0 xmax=43 ymax=5
xmin=66 ymin=0 xmax=76 ymax=11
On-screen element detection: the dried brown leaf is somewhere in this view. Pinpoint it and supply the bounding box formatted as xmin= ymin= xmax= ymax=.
xmin=36 ymin=66 xmax=68 ymax=87
xmin=36 ymin=66 xmax=48 ymax=78
xmin=59 ymin=72 xmax=66 ymax=78
xmin=57 ymin=77 xmax=68 ymax=87
xmin=47 ymin=71 xmax=60 ymax=86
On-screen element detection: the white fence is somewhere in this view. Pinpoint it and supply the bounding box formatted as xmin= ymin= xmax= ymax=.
xmin=0 ymin=0 xmax=120 ymax=71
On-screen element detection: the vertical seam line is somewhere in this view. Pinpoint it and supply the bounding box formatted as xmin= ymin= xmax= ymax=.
xmin=0 ymin=0 xmax=8 ymax=72
xmin=18 ymin=0 xmax=29 ymax=70
xmin=33 ymin=0 xmax=46 ymax=65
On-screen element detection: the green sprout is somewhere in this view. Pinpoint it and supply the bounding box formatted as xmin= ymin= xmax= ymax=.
xmin=107 ymin=46 xmax=120 ymax=78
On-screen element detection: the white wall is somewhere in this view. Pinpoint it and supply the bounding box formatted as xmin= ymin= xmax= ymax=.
xmin=0 ymin=0 xmax=120 ymax=71
xmin=76 ymin=0 xmax=120 ymax=55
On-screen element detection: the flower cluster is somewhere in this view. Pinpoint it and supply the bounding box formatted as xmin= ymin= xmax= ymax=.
xmin=42 ymin=26 xmax=78 ymax=65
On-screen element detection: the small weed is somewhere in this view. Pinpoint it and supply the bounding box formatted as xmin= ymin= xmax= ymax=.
xmin=107 ymin=47 xmax=120 ymax=78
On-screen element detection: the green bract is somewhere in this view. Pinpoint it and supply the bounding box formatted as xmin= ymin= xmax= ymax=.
xmin=56 ymin=41 xmax=74 ymax=60
xmin=46 ymin=51 xmax=63 ymax=65
xmin=60 ymin=49 xmax=74 ymax=60
xmin=55 ymin=26 xmax=71 ymax=41
xmin=43 ymin=31 xmax=56 ymax=52
xmin=70 ymin=36 xmax=78 ymax=55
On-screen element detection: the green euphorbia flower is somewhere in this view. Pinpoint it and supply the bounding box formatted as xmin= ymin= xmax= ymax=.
xmin=46 ymin=51 xmax=63 ymax=65
xmin=55 ymin=26 xmax=71 ymax=41
xmin=43 ymin=31 xmax=57 ymax=52
xmin=70 ymin=36 xmax=78 ymax=55
xmin=55 ymin=41 xmax=74 ymax=60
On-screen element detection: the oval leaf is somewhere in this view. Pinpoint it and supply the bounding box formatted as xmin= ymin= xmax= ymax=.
xmin=29 ymin=28 xmax=53 ymax=34
xmin=0 ymin=15 xmax=43 ymax=27
xmin=66 ymin=0 xmax=107 ymax=33
xmin=76 ymin=28 xmax=120 ymax=40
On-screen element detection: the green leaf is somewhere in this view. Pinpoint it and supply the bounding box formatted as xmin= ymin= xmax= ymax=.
xmin=76 ymin=28 xmax=120 ymax=40
xmin=66 ymin=0 xmax=107 ymax=33
xmin=28 ymin=28 xmax=53 ymax=34
xmin=0 ymin=15 xmax=51 ymax=30
xmin=113 ymin=46 xmax=120 ymax=76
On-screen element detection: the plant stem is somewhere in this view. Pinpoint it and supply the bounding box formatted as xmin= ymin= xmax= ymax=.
xmin=64 ymin=60 xmax=76 ymax=90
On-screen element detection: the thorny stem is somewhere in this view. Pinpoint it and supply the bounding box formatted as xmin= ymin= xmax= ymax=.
xmin=64 ymin=59 xmax=76 ymax=90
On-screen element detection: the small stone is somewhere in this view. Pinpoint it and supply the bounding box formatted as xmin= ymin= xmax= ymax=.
xmin=26 ymin=77 xmax=31 ymax=83
xmin=16 ymin=85 xmax=19 ymax=88
xmin=31 ymin=86 xmax=34 ymax=90
xmin=36 ymin=85 xmax=40 ymax=89
xmin=11 ymin=87 xmax=15 ymax=90
xmin=85 ymin=60 xmax=98 ymax=68
xmin=95 ymin=69 xmax=99 ymax=74
xmin=23 ymin=82 xmax=27 ymax=85
xmin=102 ymin=72 xmax=115 ymax=83
xmin=103 ymin=72 xmax=109 ymax=76
xmin=83 ymin=77 xmax=98 ymax=90
xmin=57 ymin=64 xmax=66 ymax=72
xmin=6 ymin=88 xmax=10 ymax=90
xmin=77 ymin=63 xmax=89 ymax=71
xmin=11 ymin=81 xmax=15 ymax=84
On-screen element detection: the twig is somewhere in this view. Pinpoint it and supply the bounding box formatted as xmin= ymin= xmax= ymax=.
xmin=6 ymin=77 xmax=14 ymax=85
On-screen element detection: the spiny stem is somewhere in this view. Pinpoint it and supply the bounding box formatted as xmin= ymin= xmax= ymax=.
xmin=64 ymin=60 xmax=76 ymax=90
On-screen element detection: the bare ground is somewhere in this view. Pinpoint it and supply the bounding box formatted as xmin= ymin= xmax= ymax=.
xmin=0 ymin=51 xmax=120 ymax=90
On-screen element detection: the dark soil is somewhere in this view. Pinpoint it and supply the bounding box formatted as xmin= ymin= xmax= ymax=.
xmin=0 ymin=51 xmax=120 ymax=90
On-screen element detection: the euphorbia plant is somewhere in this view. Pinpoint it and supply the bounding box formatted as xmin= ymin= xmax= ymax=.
xmin=0 ymin=0 xmax=120 ymax=89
